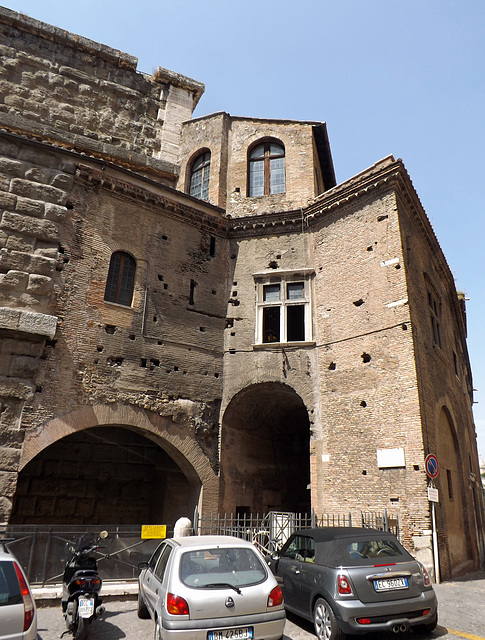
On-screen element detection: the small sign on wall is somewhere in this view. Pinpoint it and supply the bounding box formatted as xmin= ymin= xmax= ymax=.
xmin=141 ymin=525 xmax=167 ymax=539
xmin=376 ymin=448 xmax=405 ymax=469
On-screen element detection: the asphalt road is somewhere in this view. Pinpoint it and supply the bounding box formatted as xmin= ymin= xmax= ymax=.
xmin=36 ymin=573 xmax=485 ymax=640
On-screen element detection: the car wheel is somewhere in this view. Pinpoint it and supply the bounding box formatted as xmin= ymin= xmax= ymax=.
xmin=137 ymin=591 xmax=150 ymax=619
xmin=154 ymin=617 xmax=162 ymax=640
xmin=75 ymin=616 xmax=88 ymax=640
xmin=313 ymin=597 xmax=344 ymax=640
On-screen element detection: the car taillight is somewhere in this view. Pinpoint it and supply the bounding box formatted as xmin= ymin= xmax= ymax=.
xmin=267 ymin=585 xmax=283 ymax=607
xmin=167 ymin=592 xmax=189 ymax=615
xmin=357 ymin=618 xmax=371 ymax=625
xmin=421 ymin=565 xmax=431 ymax=587
xmin=13 ymin=562 xmax=35 ymax=631
xmin=337 ymin=574 xmax=353 ymax=595
xmin=75 ymin=578 xmax=87 ymax=586
xmin=90 ymin=578 xmax=101 ymax=586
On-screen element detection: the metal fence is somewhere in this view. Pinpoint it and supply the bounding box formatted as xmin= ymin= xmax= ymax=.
xmin=2 ymin=510 xmax=398 ymax=585
xmin=196 ymin=510 xmax=398 ymax=556
xmin=0 ymin=525 xmax=162 ymax=586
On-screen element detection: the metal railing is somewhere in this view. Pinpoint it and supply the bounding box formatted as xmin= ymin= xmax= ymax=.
xmin=2 ymin=510 xmax=398 ymax=585
xmin=1 ymin=525 xmax=162 ymax=586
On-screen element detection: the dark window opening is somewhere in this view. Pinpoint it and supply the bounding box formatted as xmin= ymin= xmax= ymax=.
xmin=263 ymin=306 xmax=280 ymax=343
xmin=287 ymin=305 xmax=305 ymax=341
xmin=446 ymin=468 xmax=454 ymax=500
xmin=104 ymin=252 xmax=136 ymax=306
xmin=189 ymin=279 xmax=197 ymax=306
xmin=209 ymin=236 xmax=216 ymax=257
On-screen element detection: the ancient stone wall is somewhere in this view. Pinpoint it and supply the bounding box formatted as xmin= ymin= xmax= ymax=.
xmin=0 ymin=6 xmax=203 ymax=182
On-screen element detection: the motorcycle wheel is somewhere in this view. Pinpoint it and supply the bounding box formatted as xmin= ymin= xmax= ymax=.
xmin=75 ymin=616 xmax=89 ymax=640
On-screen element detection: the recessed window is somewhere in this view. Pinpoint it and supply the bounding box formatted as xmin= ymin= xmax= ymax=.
xmin=189 ymin=151 xmax=211 ymax=201
xmin=104 ymin=251 xmax=135 ymax=306
xmin=248 ymin=141 xmax=285 ymax=197
xmin=427 ymin=287 xmax=442 ymax=348
xmin=255 ymin=272 xmax=312 ymax=344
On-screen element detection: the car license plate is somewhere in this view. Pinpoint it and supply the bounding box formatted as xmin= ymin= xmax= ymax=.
xmin=78 ymin=596 xmax=95 ymax=618
xmin=374 ymin=577 xmax=409 ymax=592
xmin=208 ymin=627 xmax=253 ymax=640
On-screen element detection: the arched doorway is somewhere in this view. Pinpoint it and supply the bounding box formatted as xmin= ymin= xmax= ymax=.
xmin=220 ymin=382 xmax=311 ymax=514
xmin=10 ymin=426 xmax=200 ymax=526
xmin=436 ymin=407 xmax=471 ymax=572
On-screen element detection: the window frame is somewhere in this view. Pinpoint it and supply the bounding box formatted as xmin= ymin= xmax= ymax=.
xmin=189 ymin=150 xmax=211 ymax=201
xmin=104 ymin=250 xmax=136 ymax=307
xmin=253 ymin=269 xmax=314 ymax=346
xmin=248 ymin=140 xmax=285 ymax=197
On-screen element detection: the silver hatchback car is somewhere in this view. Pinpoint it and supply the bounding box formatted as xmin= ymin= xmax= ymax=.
xmin=138 ymin=535 xmax=285 ymax=640
xmin=0 ymin=541 xmax=37 ymax=640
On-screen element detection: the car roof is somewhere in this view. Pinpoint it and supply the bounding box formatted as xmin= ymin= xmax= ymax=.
xmin=294 ymin=527 xmax=392 ymax=543
xmin=170 ymin=535 xmax=256 ymax=548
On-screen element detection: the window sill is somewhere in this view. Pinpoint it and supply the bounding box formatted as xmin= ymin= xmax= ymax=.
xmin=253 ymin=341 xmax=315 ymax=350
xmin=103 ymin=300 xmax=134 ymax=311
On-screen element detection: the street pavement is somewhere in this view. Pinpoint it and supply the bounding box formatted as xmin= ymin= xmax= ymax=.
xmin=36 ymin=573 xmax=485 ymax=640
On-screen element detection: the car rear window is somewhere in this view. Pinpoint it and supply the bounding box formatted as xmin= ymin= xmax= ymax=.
xmin=180 ymin=547 xmax=267 ymax=588
xmin=335 ymin=537 xmax=412 ymax=565
xmin=0 ymin=561 xmax=22 ymax=606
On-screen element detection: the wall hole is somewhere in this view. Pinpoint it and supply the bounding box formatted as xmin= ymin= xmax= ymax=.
xmin=328 ymin=362 xmax=336 ymax=370
xmin=129 ymin=333 xmax=136 ymax=340
xmin=402 ymin=323 xmax=408 ymax=330
xmin=377 ymin=215 xmax=388 ymax=222
xmin=361 ymin=352 xmax=371 ymax=363
xmin=362 ymin=470 xmax=367 ymax=475
xmin=268 ymin=260 xmax=278 ymax=269
xmin=105 ymin=325 xmax=116 ymax=334
xmin=367 ymin=246 xmax=373 ymax=252
xmin=97 ymin=346 xmax=104 ymax=352
xmin=353 ymin=299 xmax=365 ymax=307
xmin=414 ymin=465 xmax=420 ymax=471
xmin=150 ymin=359 xmax=160 ymax=367
xmin=360 ymin=400 xmax=367 ymax=407
xmin=158 ymin=275 xmax=164 ymax=281
xmin=140 ymin=359 xmax=147 ymax=368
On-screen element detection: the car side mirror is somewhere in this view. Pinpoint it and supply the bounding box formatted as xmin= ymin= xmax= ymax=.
xmin=138 ymin=561 xmax=149 ymax=570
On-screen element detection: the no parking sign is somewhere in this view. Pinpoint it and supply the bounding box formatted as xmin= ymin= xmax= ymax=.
xmin=425 ymin=453 xmax=439 ymax=479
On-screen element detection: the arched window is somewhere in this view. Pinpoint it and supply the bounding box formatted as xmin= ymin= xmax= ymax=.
xmin=248 ymin=141 xmax=285 ymax=197
xmin=189 ymin=151 xmax=211 ymax=201
xmin=104 ymin=251 xmax=136 ymax=306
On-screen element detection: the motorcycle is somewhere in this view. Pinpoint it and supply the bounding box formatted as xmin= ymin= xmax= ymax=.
xmin=61 ymin=531 xmax=108 ymax=640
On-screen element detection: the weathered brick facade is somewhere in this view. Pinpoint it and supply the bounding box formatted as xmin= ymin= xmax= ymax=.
xmin=0 ymin=7 xmax=483 ymax=580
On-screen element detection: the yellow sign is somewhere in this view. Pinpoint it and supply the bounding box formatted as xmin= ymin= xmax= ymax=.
xmin=141 ymin=525 xmax=167 ymax=539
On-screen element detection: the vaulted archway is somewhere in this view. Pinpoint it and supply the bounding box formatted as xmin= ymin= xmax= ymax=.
xmin=10 ymin=426 xmax=199 ymax=526
xmin=220 ymin=382 xmax=311 ymax=514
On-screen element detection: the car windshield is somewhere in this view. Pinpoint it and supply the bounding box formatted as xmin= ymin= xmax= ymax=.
xmin=180 ymin=547 xmax=267 ymax=589
xmin=0 ymin=561 xmax=21 ymax=607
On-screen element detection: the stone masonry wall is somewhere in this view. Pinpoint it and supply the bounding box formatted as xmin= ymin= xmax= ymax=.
xmin=0 ymin=7 xmax=203 ymax=182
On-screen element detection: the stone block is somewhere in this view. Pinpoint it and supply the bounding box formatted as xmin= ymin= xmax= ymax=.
xmin=0 ymin=157 xmax=24 ymax=177
xmin=27 ymin=274 xmax=52 ymax=295
xmin=10 ymin=178 xmax=67 ymax=205
xmin=0 ymin=270 xmax=29 ymax=291
xmin=6 ymin=234 xmax=35 ymax=252
xmin=1 ymin=211 xmax=60 ymax=241
xmin=0 ymin=471 xmax=18 ymax=497
xmin=0 ymin=447 xmax=20 ymax=471
xmin=0 ymin=191 xmax=17 ymax=209
xmin=17 ymin=310 xmax=58 ymax=339
xmin=0 ymin=495 xmax=13 ymax=522
xmin=15 ymin=196 xmax=45 ymax=217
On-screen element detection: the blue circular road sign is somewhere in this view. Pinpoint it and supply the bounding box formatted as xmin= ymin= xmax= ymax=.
xmin=425 ymin=454 xmax=439 ymax=479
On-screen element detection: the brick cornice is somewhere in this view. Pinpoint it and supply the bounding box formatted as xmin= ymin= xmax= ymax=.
xmin=75 ymin=164 xmax=228 ymax=235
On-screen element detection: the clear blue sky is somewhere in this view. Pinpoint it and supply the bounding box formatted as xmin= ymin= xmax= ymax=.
xmin=5 ymin=0 xmax=485 ymax=455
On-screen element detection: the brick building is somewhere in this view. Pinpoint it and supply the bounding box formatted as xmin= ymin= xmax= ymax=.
xmin=0 ymin=7 xmax=483 ymax=580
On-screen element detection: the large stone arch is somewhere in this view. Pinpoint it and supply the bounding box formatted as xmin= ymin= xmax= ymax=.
xmin=13 ymin=404 xmax=219 ymax=525
xmin=435 ymin=404 xmax=471 ymax=574
xmin=220 ymin=382 xmax=311 ymax=514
